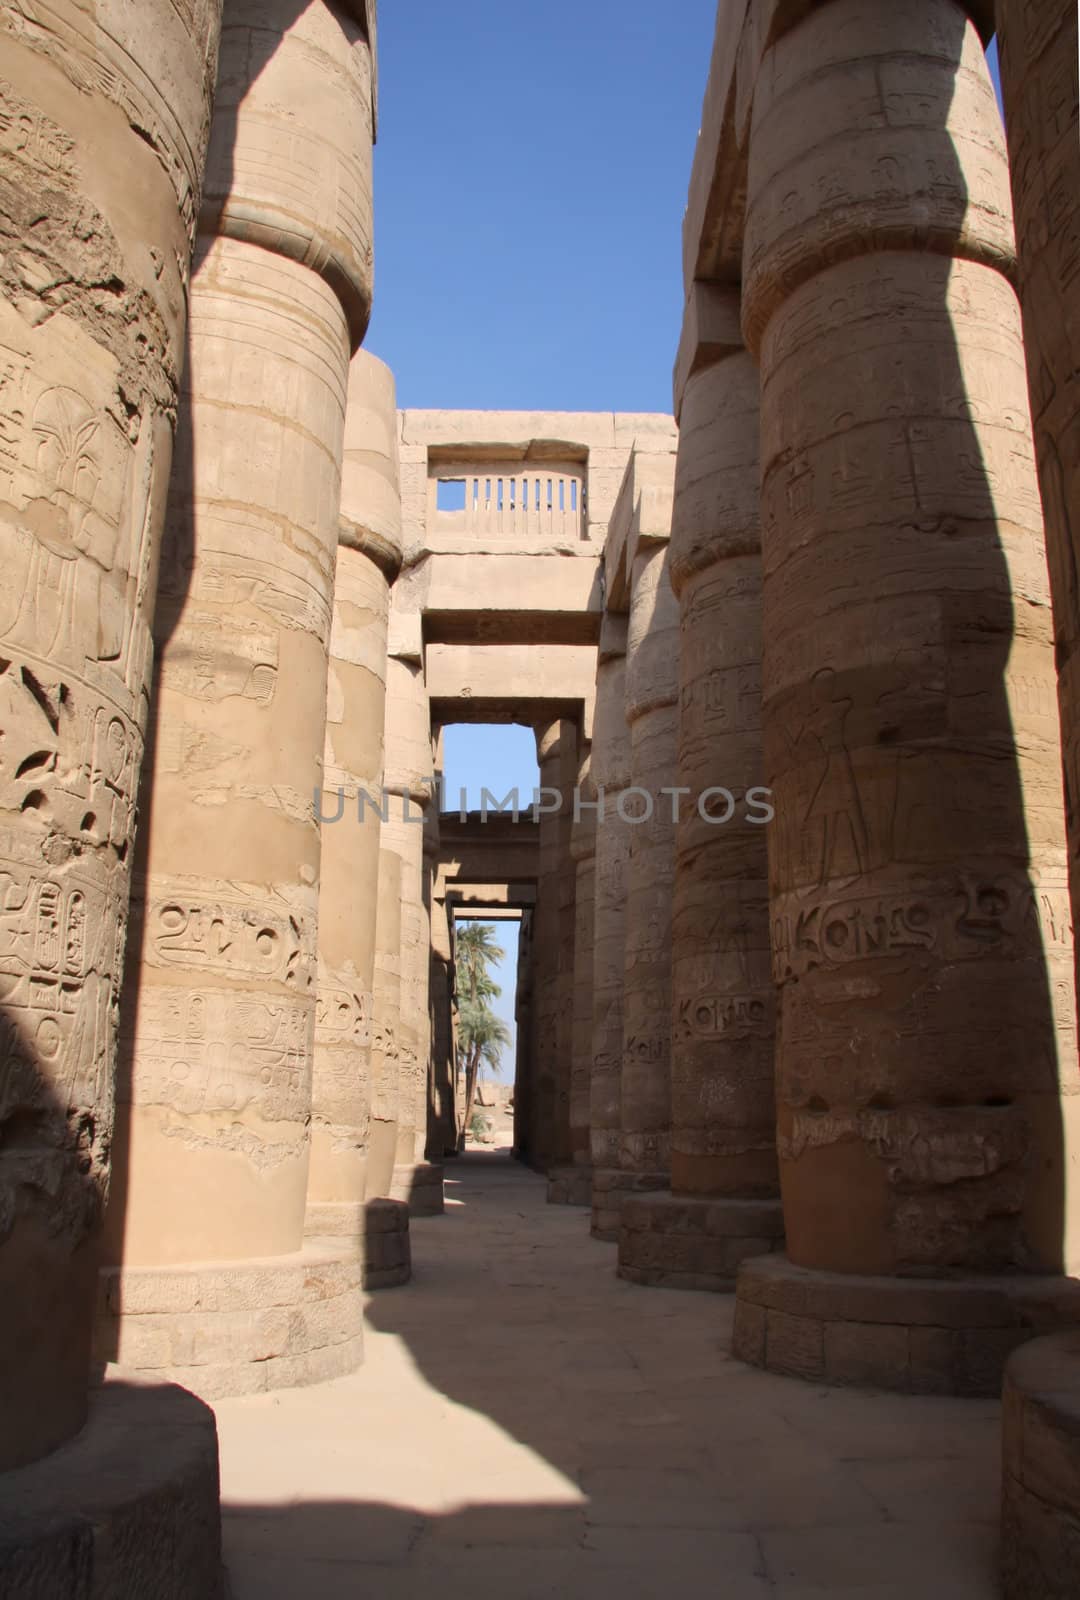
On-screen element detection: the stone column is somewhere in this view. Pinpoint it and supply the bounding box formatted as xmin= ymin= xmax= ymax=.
xmin=618 ymin=497 xmax=679 ymax=1222
xmin=369 ymin=842 xmax=403 ymax=1196
xmin=619 ymin=286 xmax=784 ymax=1291
xmin=513 ymin=906 xmax=535 ymax=1159
xmin=996 ymin=3 xmax=1080 ymax=977
xmin=532 ymin=716 xmax=577 ymax=1177
xmin=305 ymin=352 xmax=401 ymax=1277
xmin=0 ymin=0 xmax=222 ymax=1493
xmin=549 ymin=750 xmax=597 ymax=1207
xmin=732 ymin=0 xmax=1080 ymax=1396
xmin=428 ymin=816 xmax=459 ymax=1160
xmin=101 ymin=0 xmax=374 ymax=1397
xmin=590 ymin=617 xmax=632 ymax=1238
xmin=383 ymin=650 xmax=444 ymax=1216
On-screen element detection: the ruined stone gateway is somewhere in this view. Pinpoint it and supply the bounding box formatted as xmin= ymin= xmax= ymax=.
xmin=0 ymin=0 xmax=1078 ymax=1595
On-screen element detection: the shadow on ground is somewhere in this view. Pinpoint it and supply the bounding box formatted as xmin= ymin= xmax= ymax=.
xmin=214 ymin=1154 xmax=1003 ymax=1600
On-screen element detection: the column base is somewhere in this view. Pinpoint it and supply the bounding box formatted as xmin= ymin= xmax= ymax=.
xmin=362 ymin=1198 xmax=412 ymax=1288
xmin=618 ymin=1191 xmax=785 ymax=1291
xmin=95 ymin=1243 xmax=365 ymax=1401
xmin=1002 ymin=1331 xmax=1080 ymax=1597
xmin=0 ymin=1375 xmax=223 ymax=1598
xmin=590 ymin=1167 xmax=667 ymax=1242
xmin=547 ymin=1164 xmax=593 ymax=1207
xmin=734 ymin=1253 xmax=1080 ymax=1397
xmin=390 ymin=1161 xmax=445 ymax=1216
xmin=305 ymin=1198 xmax=412 ymax=1289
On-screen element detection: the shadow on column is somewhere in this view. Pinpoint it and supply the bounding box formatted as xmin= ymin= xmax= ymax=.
xmin=732 ymin=0 xmax=1080 ymax=1395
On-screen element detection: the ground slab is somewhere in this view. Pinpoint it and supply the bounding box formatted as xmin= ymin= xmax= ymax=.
xmin=209 ymin=1152 xmax=1006 ymax=1598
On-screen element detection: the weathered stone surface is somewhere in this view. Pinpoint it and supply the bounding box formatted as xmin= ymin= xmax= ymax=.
xmin=0 ymin=1377 xmax=223 ymax=1599
xmin=620 ymin=457 xmax=678 ymax=1192
xmin=997 ymin=0 xmax=1080 ymax=1026
xmin=668 ymin=292 xmax=776 ymax=1214
xmin=390 ymin=1159 xmax=445 ymax=1218
xmin=589 ymin=621 xmax=631 ymax=1238
xmin=361 ymin=1197 xmax=412 ymax=1288
xmin=1002 ymin=1331 xmax=1080 ymax=1598
xmin=428 ymin=835 xmax=459 ymax=1158
xmin=307 ymin=352 xmax=400 ymax=1247
xmin=368 ymin=842 xmax=403 ymax=1197
xmin=380 ymin=643 xmax=438 ymax=1201
xmin=204 ymin=0 xmax=375 ymax=345
xmin=0 ymin=0 xmax=222 ymax=1471
xmin=547 ymin=1164 xmax=593 ymax=1207
xmin=528 ymin=717 xmax=578 ymax=1173
xmin=101 ymin=0 xmax=374 ymax=1404
xmin=114 ymin=235 xmax=347 ymax=1266
xmin=746 ymin=0 xmax=1079 ymax=1284
xmin=618 ymin=1191 xmax=783 ymax=1290
xmin=96 ymin=1245 xmax=364 ymax=1399
xmin=569 ymin=752 xmax=597 ymax=1167
xmin=735 ymin=1254 xmax=1080 ymax=1396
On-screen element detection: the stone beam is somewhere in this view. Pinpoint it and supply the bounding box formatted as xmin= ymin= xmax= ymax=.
xmin=425 ymin=643 xmax=598 ymax=739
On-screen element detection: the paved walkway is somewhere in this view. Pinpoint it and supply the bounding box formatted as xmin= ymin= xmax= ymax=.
xmin=215 ymin=1155 xmax=1001 ymax=1598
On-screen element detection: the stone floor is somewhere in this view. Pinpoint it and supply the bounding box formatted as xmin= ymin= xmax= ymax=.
xmin=214 ymin=1154 xmax=1002 ymax=1598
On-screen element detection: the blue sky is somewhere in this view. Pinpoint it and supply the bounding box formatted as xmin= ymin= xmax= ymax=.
xmin=366 ymin=0 xmax=720 ymax=413
xmin=371 ymin=13 xmax=1002 ymax=1074
xmin=371 ymin=0 xmax=721 ymax=1068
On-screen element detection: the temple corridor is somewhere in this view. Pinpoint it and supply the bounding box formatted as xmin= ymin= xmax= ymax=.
xmin=215 ymin=1157 xmax=1001 ymax=1599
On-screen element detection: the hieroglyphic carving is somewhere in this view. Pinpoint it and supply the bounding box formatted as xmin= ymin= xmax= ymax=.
xmin=162 ymin=613 xmax=278 ymax=704
xmin=772 ymin=876 xmax=1073 ymax=984
xmin=0 ymin=1 xmax=220 ymax=251
xmin=126 ymin=977 xmax=313 ymax=1125
xmin=312 ymin=956 xmax=371 ymax=1133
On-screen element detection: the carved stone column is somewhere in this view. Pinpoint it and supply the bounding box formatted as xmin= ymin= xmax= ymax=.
xmin=0 ymin=0 xmax=222 ymax=1479
xmin=428 ymin=797 xmax=459 ymax=1160
xmin=305 ymin=352 xmax=401 ymax=1280
xmin=369 ymin=842 xmax=403 ymax=1196
xmin=531 ymin=716 xmax=577 ymax=1175
xmin=996 ymin=2 xmax=1080 ymax=981
xmin=619 ymin=286 xmax=784 ymax=1290
xmin=514 ymin=906 xmax=535 ymax=1159
xmin=383 ymin=650 xmax=444 ymax=1216
xmin=590 ymin=618 xmax=632 ymax=1239
xmin=732 ymin=0 xmax=1080 ymax=1395
xmin=617 ymin=492 xmax=679 ymax=1225
xmin=101 ymin=0 xmax=374 ymax=1398
xmin=548 ymin=750 xmax=596 ymax=1207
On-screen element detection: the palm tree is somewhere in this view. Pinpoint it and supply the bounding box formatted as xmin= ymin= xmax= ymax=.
xmin=454 ymin=923 xmax=510 ymax=1141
